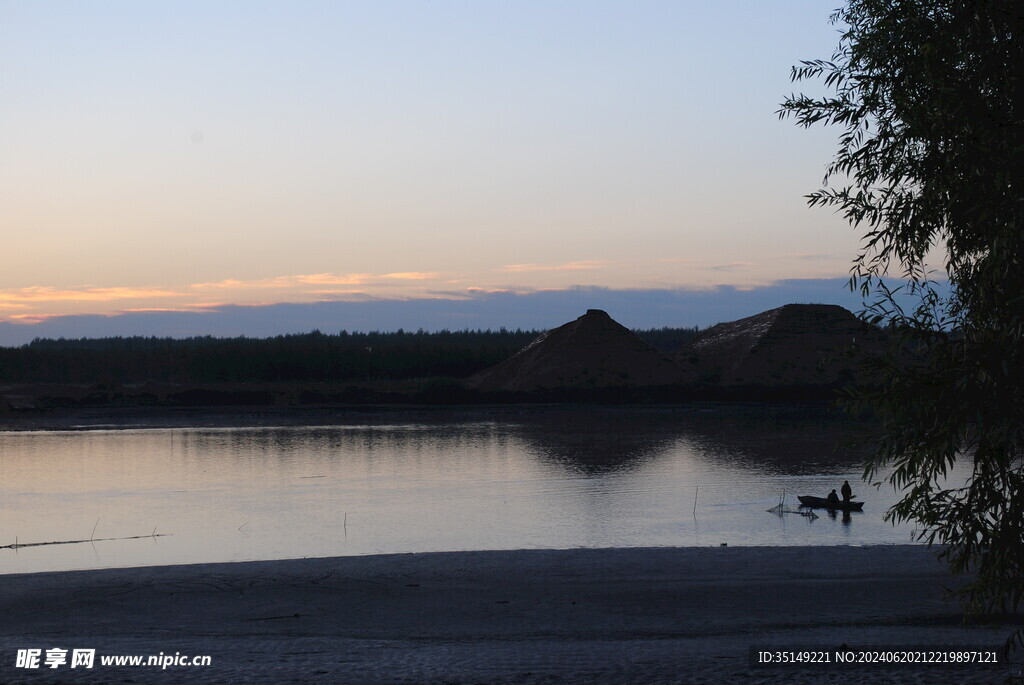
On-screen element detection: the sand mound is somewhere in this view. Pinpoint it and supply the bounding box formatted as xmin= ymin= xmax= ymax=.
xmin=467 ymin=309 xmax=685 ymax=392
xmin=674 ymin=303 xmax=888 ymax=388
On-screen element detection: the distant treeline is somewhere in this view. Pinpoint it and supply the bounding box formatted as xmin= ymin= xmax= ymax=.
xmin=0 ymin=327 xmax=699 ymax=385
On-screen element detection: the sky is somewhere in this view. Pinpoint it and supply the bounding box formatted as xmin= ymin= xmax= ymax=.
xmin=0 ymin=1 xmax=879 ymax=345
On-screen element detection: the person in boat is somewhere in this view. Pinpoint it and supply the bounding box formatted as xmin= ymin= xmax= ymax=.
xmin=826 ymin=489 xmax=840 ymax=506
xmin=841 ymin=480 xmax=853 ymax=503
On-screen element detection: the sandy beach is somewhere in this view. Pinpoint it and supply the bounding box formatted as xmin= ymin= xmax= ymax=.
xmin=1 ymin=545 xmax=1020 ymax=684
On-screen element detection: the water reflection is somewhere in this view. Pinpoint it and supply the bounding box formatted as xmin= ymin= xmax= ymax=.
xmin=512 ymin=409 xmax=680 ymax=474
xmin=513 ymin=404 xmax=870 ymax=477
xmin=0 ymin=405 xmax=914 ymax=575
xmin=669 ymin=404 xmax=871 ymax=475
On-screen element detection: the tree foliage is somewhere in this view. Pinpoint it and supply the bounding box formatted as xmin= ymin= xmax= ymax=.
xmin=0 ymin=327 xmax=698 ymax=385
xmin=780 ymin=0 xmax=1024 ymax=644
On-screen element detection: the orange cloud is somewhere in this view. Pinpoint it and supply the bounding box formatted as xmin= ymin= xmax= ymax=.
xmin=381 ymin=272 xmax=439 ymax=280
xmin=7 ymin=263 xmax=801 ymax=326
xmin=186 ymin=302 xmax=234 ymax=310
xmin=191 ymin=277 xmax=296 ymax=290
xmin=293 ymin=273 xmax=372 ymax=286
xmin=709 ymin=261 xmax=755 ymax=271
xmin=121 ymin=307 xmax=198 ymax=313
xmin=6 ymin=311 xmax=124 ymax=324
xmin=0 ymin=286 xmax=182 ymax=304
xmin=306 ymin=289 xmax=372 ymax=297
xmin=501 ymin=260 xmax=609 ymax=273
xmin=190 ymin=272 xmax=438 ymax=291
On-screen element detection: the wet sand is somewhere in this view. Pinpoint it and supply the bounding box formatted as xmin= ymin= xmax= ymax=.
xmin=0 ymin=545 xmax=1020 ymax=683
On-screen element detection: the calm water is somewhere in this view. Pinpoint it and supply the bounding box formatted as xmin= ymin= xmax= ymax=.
xmin=0 ymin=405 xmax=931 ymax=574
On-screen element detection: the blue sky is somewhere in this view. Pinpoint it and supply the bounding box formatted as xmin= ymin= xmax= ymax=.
xmin=0 ymin=2 xmax=903 ymax=343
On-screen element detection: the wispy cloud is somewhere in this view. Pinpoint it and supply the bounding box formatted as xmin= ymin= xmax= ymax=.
xmin=381 ymin=272 xmax=439 ymax=280
xmin=501 ymin=260 xmax=609 ymax=273
xmin=306 ymin=289 xmax=373 ymax=297
xmin=1 ymin=273 xmax=453 ymax=323
xmin=0 ymin=278 xmax=911 ymax=346
xmin=0 ymin=261 xmax=860 ymax=328
xmin=192 ymin=272 xmax=440 ymax=291
xmin=425 ymin=287 xmax=530 ymax=300
xmin=190 ymin=277 xmax=291 ymax=290
xmin=709 ymin=261 xmax=755 ymax=272
xmin=6 ymin=313 xmax=64 ymax=323
xmin=781 ymin=252 xmax=832 ymax=261
xmin=0 ymin=286 xmax=183 ymax=304
xmin=122 ymin=307 xmax=200 ymax=313
xmin=292 ymin=273 xmax=372 ymax=286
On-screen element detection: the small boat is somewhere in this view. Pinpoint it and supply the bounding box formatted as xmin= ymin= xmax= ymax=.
xmin=797 ymin=495 xmax=864 ymax=511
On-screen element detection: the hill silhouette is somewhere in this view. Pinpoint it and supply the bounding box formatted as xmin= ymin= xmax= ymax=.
xmin=673 ymin=303 xmax=887 ymax=389
xmin=467 ymin=309 xmax=686 ymax=393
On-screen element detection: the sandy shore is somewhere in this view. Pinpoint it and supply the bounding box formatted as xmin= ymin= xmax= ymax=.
xmin=1 ymin=546 xmax=1020 ymax=683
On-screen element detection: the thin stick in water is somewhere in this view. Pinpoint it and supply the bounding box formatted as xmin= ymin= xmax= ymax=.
xmin=2 ymin=531 xmax=172 ymax=550
xmin=693 ymin=485 xmax=699 ymax=518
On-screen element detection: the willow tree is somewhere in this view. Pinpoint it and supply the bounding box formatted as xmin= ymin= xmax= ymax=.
xmin=779 ymin=0 xmax=1024 ymax=643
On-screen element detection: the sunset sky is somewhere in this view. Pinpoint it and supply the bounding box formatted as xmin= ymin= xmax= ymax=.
xmin=1 ymin=1 xmax=874 ymax=343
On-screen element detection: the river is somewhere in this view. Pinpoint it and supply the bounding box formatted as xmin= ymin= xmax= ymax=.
xmin=0 ymin=404 xmax=935 ymax=574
